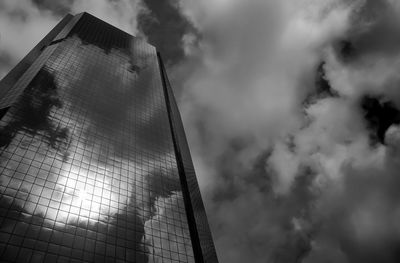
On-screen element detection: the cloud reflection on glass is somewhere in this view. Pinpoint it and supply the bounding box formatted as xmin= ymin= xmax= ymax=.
xmin=0 ymin=16 xmax=194 ymax=262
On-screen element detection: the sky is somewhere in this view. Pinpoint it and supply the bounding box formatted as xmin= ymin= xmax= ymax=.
xmin=2 ymin=0 xmax=400 ymax=262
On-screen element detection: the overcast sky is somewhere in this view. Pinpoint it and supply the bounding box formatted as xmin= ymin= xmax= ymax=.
xmin=2 ymin=0 xmax=400 ymax=262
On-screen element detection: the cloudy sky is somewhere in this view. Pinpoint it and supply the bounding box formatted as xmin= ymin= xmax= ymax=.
xmin=2 ymin=0 xmax=400 ymax=262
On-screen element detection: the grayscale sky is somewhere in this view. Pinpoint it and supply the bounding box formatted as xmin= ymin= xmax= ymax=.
xmin=2 ymin=0 xmax=400 ymax=262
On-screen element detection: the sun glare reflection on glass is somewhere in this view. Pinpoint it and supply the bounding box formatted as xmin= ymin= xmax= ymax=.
xmin=39 ymin=160 xmax=129 ymax=226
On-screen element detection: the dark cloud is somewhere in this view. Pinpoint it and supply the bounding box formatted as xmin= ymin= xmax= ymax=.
xmin=360 ymin=96 xmax=400 ymax=145
xmin=335 ymin=40 xmax=356 ymax=61
xmin=0 ymin=68 xmax=69 ymax=149
xmin=348 ymin=0 xmax=400 ymax=57
xmin=138 ymin=0 xmax=198 ymax=65
xmin=31 ymin=0 xmax=73 ymax=16
xmin=314 ymin=62 xmax=337 ymax=98
xmin=304 ymin=61 xmax=338 ymax=106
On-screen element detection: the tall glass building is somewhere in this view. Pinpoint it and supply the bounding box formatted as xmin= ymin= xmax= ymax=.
xmin=0 ymin=13 xmax=218 ymax=263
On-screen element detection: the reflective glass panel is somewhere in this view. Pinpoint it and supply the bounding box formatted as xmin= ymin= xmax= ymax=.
xmin=0 ymin=13 xmax=194 ymax=263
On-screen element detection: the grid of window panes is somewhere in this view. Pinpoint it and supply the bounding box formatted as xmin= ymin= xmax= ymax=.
xmin=160 ymin=58 xmax=219 ymax=263
xmin=0 ymin=13 xmax=194 ymax=263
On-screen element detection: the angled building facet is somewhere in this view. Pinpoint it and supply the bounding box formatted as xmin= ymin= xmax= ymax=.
xmin=0 ymin=12 xmax=218 ymax=263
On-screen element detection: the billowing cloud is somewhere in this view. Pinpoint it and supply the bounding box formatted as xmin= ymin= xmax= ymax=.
xmin=167 ymin=0 xmax=400 ymax=262
xmin=144 ymin=192 xmax=194 ymax=262
xmin=137 ymin=0 xmax=198 ymax=66
xmin=3 ymin=0 xmax=400 ymax=262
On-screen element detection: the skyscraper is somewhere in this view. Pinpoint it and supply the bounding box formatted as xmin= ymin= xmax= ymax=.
xmin=0 ymin=12 xmax=218 ymax=263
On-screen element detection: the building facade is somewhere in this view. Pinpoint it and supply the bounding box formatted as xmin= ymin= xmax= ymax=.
xmin=0 ymin=13 xmax=218 ymax=263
